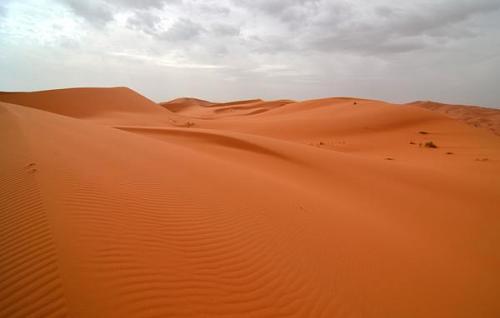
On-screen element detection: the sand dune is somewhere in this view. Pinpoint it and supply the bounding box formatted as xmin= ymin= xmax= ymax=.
xmin=161 ymin=98 xmax=295 ymax=119
xmin=160 ymin=97 xmax=215 ymax=113
xmin=1 ymin=88 xmax=500 ymax=317
xmin=0 ymin=87 xmax=174 ymax=126
xmin=410 ymin=101 xmax=500 ymax=136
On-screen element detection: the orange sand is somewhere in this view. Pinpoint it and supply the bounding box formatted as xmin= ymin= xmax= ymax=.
xmin=1 ymin=88 xmax=499 ymax=317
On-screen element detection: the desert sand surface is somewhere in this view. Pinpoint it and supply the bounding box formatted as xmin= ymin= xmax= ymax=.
xmin=1 ymin=87 xmax=500 ymax=318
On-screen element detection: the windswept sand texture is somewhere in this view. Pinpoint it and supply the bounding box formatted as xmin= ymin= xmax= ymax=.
xmin=1 ymin=88 xmax=500 ymax=317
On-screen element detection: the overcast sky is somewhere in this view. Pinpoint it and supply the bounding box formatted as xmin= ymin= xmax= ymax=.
xmin=1 ymin=0 xmax=499 ymax=106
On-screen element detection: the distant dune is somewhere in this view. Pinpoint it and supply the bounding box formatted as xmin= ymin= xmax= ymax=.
xmin=160 ymin=97 xmax=216 ymax=112
xmin=1 ymin=88 xmax=499 ymax=317
xmin=161 ymin=97 xmax=295 ymax=118
xmin=409 ymin=100 xmax=500 ymax=136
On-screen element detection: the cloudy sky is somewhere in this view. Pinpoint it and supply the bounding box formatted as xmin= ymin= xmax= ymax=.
xmin=1 ymin=0 xmax=499 ymax=106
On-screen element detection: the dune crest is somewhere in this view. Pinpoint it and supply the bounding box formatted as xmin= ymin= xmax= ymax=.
xmin=1 ymin=88 xmax=500 ymax=317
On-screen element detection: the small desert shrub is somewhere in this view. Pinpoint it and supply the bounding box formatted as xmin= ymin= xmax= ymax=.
xmin=424 ymin=141 xmax=438 ymax=148
xmin=409 ymin=141 xmax=416 ymax=145
xmin=185 ymin=121 xmax=195 ymax=128
xmin=419 ymin=131 xmax=429 ymax=135
xmin=446 ymin=152 xmax=454 ymax=155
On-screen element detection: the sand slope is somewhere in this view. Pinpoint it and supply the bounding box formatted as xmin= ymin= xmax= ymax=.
xmin=1 ymin=89 xmax=500 ymax=317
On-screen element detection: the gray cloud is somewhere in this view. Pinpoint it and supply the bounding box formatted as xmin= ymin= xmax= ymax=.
xmin=233 ymin=0 xmax=318 ymax=15
xmin=293 ymin=0 xmax=500 ymax=55
xmin=160 ymin=18 xmax=204 ymax=42
xmin=127 ymin=10 xmax=164 ymax=36
xmin=62 ymin=0 xmax=113 ymax=27
xmin=50 ymin=0 xmax=500 ymax=54
xmin=59 ymin=0 xmax=180 ymax=26
xmin=381 ymin=0 xmax=500 ymax=38
xmin=111 ymin=0 xmax=177 ymax=9
xmin=2 ymin=0 xmax=500 ymax=106
xmin=197 ymin=3 xmax=231 ymax=16
xmin=211 ymin=23 xmax=240 ymax=37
